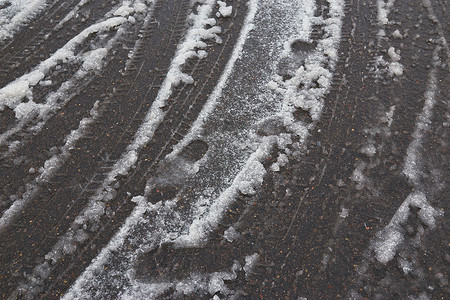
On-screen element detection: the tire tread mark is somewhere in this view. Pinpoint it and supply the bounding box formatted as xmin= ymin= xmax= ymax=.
xmin=0 ymin=0 xmax=192 ymax=297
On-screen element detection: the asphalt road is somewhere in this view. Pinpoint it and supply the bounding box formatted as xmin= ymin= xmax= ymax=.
xmin=0 ymin=0 xmax=448 ymax=299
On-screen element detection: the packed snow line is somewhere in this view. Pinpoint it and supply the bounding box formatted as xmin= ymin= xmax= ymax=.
xmin=0 ymin=101 xmax=101 ymax=232
xmin=65 ymin=0 xmax=345 ymax=297
xmin=69 ymin=0 xmax=225 ymax=229
xmin=52 ymin=0 xmax=90 ymax=32
xmin=403 ymin=47 xmax=441 ymax=186
xmin=0 ymin=0 xmax=47 ymax=42
xmin=0 ymin=0 xmax=150 ymax=232
xmin=421 ymin=0 xmax=450 ymax=59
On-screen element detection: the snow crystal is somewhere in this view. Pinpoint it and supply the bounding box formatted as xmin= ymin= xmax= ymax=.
xmin=39 ymin=80 xmax=52 ymax=86
xmin=270 ymin=163 xmax=280 ymax=172
xmin=243 ymin=253 xmax=259 ymax=276
xmin=82 ymin=48 xmax=108 ymax=71
xmin=13 ymin=100 xmax=40 ymax=119
xmin=389 ymin=61 xmax=403 ymax=76
xmin=388 ymin=47 xmax=401 ymax=62
xmin=377 ymin=0 xmax=395 ymax=25
xmin=238 ymin=161 xmax=266 ymax=196
xmin=114 ymin=3 xmax=135 ymax=17
xmin=339 ymin=207 xmax=349 ymax=218
xmin=361 ymin=144 xmax=376 ymax=157
xmin=351 ymin=161 xmax=368 ymax=190
xmin=375 ymin=229 xmax=404 ymax=264
xmin=267 ymin=80 xmax=279 ymax=90
xmin=387 ymin=47 xmax=403 ymax=76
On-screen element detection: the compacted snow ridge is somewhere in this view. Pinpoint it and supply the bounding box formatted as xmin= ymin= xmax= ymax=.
xmin=62 ymin=0 xmax=345 ymax=298
xmin=0 ymin=0 xmax=151 ymax=233
xmin=0 ymin=0 xmax=148 ymax=150
xmin=0 ymin=0 xmax=47 ymax=41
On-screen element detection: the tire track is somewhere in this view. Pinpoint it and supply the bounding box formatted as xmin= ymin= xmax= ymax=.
xmin=0 ymin=0 xmax=118 ymax=89
xmin=0 ymin=0 xmax=79 ymax=73
xmin=37 ymin=2 xmax=251 ymax=298
xmin=0 ymin=4 xmax=147 ymax=219
xmin=135 ymin=0 xmax=443 ymax=298
xmin=241 ymin=0 xmax=446 ymax=298
xmin=0 ymin=0 xmax=192 ymax=297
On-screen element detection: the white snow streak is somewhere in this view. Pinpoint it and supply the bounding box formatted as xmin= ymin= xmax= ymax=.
xmin=65 ymin=1 xmax=260 ymax=298
xmin=0 ymin=0 xmax=46 ymax=41
xmin=0 ymin=16 xmax=128 ymax=117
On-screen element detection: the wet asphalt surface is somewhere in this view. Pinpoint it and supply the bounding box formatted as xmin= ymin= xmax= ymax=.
xmin=0 ymin=0 xmax=449 ymax=299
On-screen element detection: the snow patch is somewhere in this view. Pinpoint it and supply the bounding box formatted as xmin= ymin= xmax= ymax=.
xmin=377 ymin=0 xmax=395 ymax=25
xmin=373 ymin=191 xmax=441 ymax=263
xmin=217 ymin=1 xmax=232 ymax=17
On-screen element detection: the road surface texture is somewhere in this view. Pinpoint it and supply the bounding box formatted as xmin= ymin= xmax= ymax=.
xmin=0 ymin=0 xmax=448 ymax=299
